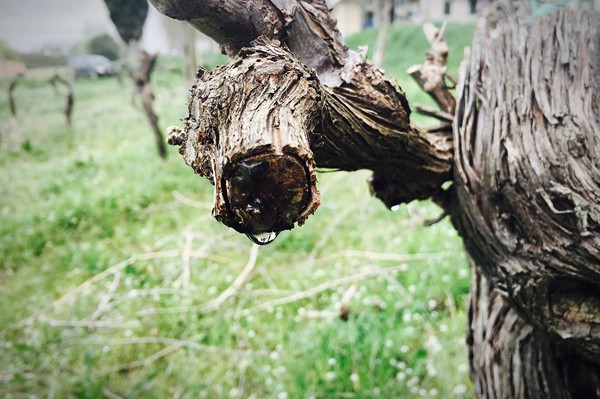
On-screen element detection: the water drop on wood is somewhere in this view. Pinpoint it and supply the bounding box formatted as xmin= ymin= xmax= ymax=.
xmin=246 ymin=231 xmax=279 ymax=245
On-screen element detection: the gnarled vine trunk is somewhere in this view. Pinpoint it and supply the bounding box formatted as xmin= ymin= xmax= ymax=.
xmin=149 ymin=0 xmax=599 ymax=396
xmin=453 ymin=2 xmax=600 ymax=397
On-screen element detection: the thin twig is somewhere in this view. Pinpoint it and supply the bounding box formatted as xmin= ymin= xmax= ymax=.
xmin=250 ymin=264 xmax=411 ymax=312
xmin=135 ymin=244 xmax=260 ymax=317
xmin=101 ymin=344 xmax=183 ymax=375
xmin=307 ymin=206 xmax=355 ymax=262
xmin=0 ymin=250 xmax=183 ymax=336
xmin=200 ymin=243 xmax=259 ymax=312
xmin=102 ymin=388 xmax=124 ymax=399
xmin=37 ymin=316 xmax=136 ymax=330
xmin=89 ymin=271 xmax=122 ymax=324
xmin=65 ymin=336 xmax=263 ymax=357
xmin=180 ymin=232 xmax=194 ymax=293
xmin=414 ymin=104 xmax=454 ymax=122
xmin=172 ymin=190 xmax=212 ymax=208
xmin=315 ymin=250 xmax=455 ymax=264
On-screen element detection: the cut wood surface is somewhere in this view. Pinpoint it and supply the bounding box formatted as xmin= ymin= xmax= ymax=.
xmin=155 ymin=0 xmax=453 ymax=231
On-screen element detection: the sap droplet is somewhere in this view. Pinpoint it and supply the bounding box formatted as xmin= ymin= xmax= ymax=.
xmin=246 ymin=231 xmax=279 ymax=245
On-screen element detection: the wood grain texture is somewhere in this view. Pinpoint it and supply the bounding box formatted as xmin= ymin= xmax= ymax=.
xmin=453 ymin=0 xmax=600 ymax=379
xmin=168 ymin=42 xmax=321 ymax=234
xmin=151 ymin=0 xmax=453 ymax=210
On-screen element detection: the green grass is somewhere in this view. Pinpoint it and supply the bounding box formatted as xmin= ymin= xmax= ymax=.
xmin=0 ymin=23 xmax=474 ymax=398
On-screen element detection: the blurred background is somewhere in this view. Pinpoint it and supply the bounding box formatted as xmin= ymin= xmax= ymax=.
xmin=0 ymin=0 xmax=598 ymax=398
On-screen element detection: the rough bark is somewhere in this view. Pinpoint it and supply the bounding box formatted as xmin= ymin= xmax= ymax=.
xmin=168 ymin=41 xmax=321 ymax=236
xmin=469 ymin=263 xmax=600 ymax=399
xmin=153 ymin=0 xmax=453 ymax=224
xmin=453 ymin=2 xmax=600 ymax=397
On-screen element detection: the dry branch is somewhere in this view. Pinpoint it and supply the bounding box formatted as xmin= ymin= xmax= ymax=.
xmin=132 ymin=51 xmax=167 ymax=159
xmin=154 ymin=0 xmax=453 ymax=234
xmin=200 ymin=244 xmax=260 ymax=312
xmin=48 ymin=74 xmax=74 ymax=125
xmin=407 ymin=22 xmax=456 ymax=115
xmin=0 ymin=249 xmax=219 ymax=336
xmin=8 ymin=74 xmax=22 ymax=117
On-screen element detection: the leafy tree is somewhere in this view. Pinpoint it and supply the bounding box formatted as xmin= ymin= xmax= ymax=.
xmin=103 ymin=0 xmax=148 ymax=44
xmin=0 ymin=39 xmax=21 ymax=61
xmin=87 ymin=34 xmax=120 ymax=60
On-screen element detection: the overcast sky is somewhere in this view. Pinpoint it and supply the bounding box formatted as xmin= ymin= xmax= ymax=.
xmin=0 ymin=0 xmax=172 ymax=53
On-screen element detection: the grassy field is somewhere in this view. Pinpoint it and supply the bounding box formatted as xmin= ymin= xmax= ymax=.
xmin=0 ymin=23 xmax=475 ymax=398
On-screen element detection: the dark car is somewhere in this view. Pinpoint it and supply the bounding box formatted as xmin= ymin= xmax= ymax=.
xmin=69 ymin=54 xmax=117 ymax=78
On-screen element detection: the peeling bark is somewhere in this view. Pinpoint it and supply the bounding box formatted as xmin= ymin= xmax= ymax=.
xmin=453 ymin=2 xmax=600 ymax=397
xmin=169 ymin=41 xmax=321 ymax=235
xmin=154 ymin=0 xmax=453 ymax=229
xmin=469 ymin=264 xmax=600 ymax=399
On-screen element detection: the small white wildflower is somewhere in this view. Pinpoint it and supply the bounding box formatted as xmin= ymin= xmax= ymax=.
xmin=327 ymin=358 xmax=337 ymax=366
xmin=325 ymin=371 xmax=336 ymax=381
xmin=229 ymin=388 xmax=240 ymax=398
xmin=429 ymin=388 xmax=439 ymax=396
xmin=458 ymin=363 xmax=469 ymax=373
xmin=350 ymin=373 xmax=360 ymax=383
xmin=427 ymin=299 xmax=438 ymax=309
xmin=277 ymin=392 xmax=288 ymax=399
xmin=400 ymin=345 xmax=410 ymax=353
xmin=270 ymin=351 xmax=279 ymax=361
xmin=453 ymin=384 xmax=468 ymax=394
xmin=407 ymin=377 xmax=419 ymax=387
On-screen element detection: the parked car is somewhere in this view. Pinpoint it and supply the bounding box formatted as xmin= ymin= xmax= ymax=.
xmin=69 ymin=54 xmax=117 ymax=78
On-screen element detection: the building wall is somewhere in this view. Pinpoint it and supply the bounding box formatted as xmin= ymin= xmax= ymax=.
xmin=417 ymin=0 xmax=477 ymax=22
xmin=331 ymin=0 xmax=371 ymax=38
xmin=0 ymin=60 xmax=26 ymax=79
